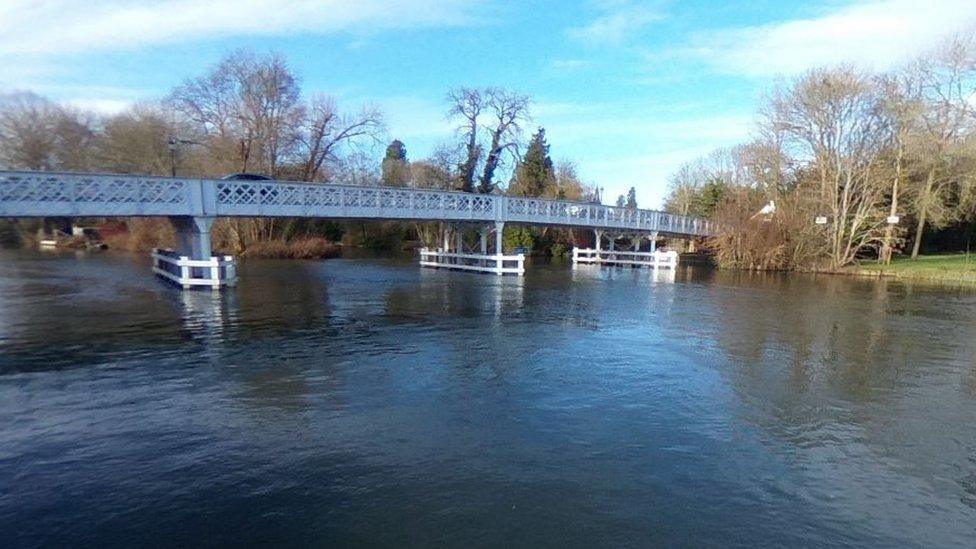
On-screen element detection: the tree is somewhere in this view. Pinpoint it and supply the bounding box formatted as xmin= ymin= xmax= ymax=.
xmin=381 ymin=139 xmax=410 ymax=186
xmin=904 ymin=36 xmax=976 ymax=257
xmin=448 ymin=86 xmax=530 ymax=193
xmin=169 ymin=49 xmax=303 ymax=177
xmin=770 ymin=67 xmax=892 ymax=268
xmin=479 ymin=88 xmax=531 ymax=193
xmin=615 ymin=194 xmax=626 ymax=207
xmin=448 ymin=87 xmax=482 ymax=193
xmin=626 ymin=187 xmax=637 ymax=209
xmin=554 ymin=160 xmax=589 ymax=201
xmin=295 ymin=95 xmax=383 ymax=182
xmin=0 ymin=92 xmax=95 ymax=171
xmin=97 ymin=107 xmax=175 ymax=175
xmin=509 ymin=127 xmax=555 ymax=197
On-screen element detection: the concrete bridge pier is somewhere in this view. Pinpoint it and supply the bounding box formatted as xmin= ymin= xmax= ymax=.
xmin=152 ymin=216 xmax=236 ymax=289
xmin=170 ymin=216 xmax=214 ymax=262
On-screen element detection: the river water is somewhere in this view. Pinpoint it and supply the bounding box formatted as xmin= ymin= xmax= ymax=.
xmin=1 ymin=249 xmax=975 ymax=547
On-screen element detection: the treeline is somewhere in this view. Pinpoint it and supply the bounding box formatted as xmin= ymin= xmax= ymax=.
xmin=0 ymin=50 xmax=596 ymax=256
xmin=664 ymin=33 xmax=976 ymax=270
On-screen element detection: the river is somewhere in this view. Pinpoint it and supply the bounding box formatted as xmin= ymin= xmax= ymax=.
xmin=1 ymin=249 xmax=975 ymax=547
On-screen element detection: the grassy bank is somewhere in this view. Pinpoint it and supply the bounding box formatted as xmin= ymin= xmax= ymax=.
xmin=853 ymin=254 xmax=976 ymax=283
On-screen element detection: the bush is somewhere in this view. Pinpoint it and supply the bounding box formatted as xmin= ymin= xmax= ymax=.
xmin=244 ymin=237 xmax=340 ymax=259
xmin=101 ymin=218 xmax=174 ymax=251
xmin=707 ymin=188 xmax=825 ymax=270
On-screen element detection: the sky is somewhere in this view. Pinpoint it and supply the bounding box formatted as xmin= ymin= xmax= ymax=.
xmin=2 ymin=0 xmax=976 ymax=207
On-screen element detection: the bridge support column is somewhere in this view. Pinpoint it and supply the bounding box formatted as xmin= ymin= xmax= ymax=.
xmin=495 ymin=221 xmax=504 ymax=255
xmin=594 ymin=229 xmax=603 ymax=252
xmin=479 ymin=227 xmax=489 ymax=255
xmin=442 ymin=224 xmax=451 ymax=253
xmin=155 ymin=216 xmax=236 ymax=289
xmin=649 ymin=231 xmax=658 ymax=253
xmin=170 ymin=216 xmax=214 ymax=261
xmin=633 ymin=234 xmax=641 ymax=252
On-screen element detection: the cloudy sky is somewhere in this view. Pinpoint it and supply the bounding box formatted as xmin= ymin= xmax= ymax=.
xmin=2 ymin=0 xmax=975 ymax=206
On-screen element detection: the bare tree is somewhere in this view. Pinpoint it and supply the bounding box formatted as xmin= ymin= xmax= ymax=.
xmin=97 ymin=106 xmax=175 ymax=175
xmin=771 ymin=67 xmax=892 ymax=268
xmin=0 ymin=92 xmax=95 ymax=171
xmin=479 ymin=88 xmax=531 ymax=193
xmin=904 ymin=35 xmax=976 ymax=257
xmin=447 ymin=87 xmax=483 ymax=192
xmin=447 ymin=86 xmax=531 ymax=193
xmin=295 ymin=95 xmax=384 ymax=182
xmin=169 ymin=50 xmax=302 ymax=177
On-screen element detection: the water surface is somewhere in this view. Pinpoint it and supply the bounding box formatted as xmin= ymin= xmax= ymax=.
xmin=1 ymin=249 xmax=975 ymax=547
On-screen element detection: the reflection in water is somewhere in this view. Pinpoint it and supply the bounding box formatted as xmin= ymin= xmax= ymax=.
xmin=1 ymin=249 xmax=975 ymax=547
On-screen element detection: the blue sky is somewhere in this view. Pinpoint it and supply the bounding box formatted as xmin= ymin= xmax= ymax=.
xmin=3 ymin=0 xmax=975 ymax=206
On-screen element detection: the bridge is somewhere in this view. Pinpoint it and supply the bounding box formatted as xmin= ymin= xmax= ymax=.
xmin=0 ymin=170 xmax=713 ymax=286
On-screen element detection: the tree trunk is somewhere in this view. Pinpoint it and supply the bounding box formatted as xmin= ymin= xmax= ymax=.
xmin=911 ymin=168 xmax=935 ymax=259
xmin=881 ymin=144 xmax=903 ymax=264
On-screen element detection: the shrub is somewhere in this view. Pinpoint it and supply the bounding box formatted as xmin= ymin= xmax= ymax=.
xmin=244 ymin=237 xmax=340 ymax=259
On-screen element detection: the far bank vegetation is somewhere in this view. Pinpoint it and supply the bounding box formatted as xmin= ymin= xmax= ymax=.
xmin=664 ymin=32 xmax=976 ymax=271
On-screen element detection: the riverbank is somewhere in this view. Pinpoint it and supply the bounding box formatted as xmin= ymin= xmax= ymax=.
xmin=851 ymin=253 xmax=976 ymax=283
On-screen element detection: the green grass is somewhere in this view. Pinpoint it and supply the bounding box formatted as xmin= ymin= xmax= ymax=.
xmin=856 ymin=253 xmax=976 ymax=282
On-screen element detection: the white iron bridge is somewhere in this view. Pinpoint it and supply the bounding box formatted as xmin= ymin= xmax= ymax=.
xmin=0 ymin=170 xmax=714 ymax=286
xmin=0 ymin=170 xmax=712 ymax=235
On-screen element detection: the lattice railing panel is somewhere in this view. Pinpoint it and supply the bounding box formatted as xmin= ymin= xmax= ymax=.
xmin=1 ymin=171 xmax=713 ymax=236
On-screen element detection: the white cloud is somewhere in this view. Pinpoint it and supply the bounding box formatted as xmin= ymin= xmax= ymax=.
xmin=63 ymin=98 xmax=133 ymax=115
xmin=568 ymin=1 xmax=665 ymax=45
xmin=683 ymin=0 xmax=976 ymax=76
xmin=0 ymin=0 xmax=480 ymax=57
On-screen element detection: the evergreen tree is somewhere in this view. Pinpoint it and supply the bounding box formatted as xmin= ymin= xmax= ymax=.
xmin=626 ymin=186 xmax=637 ymax=209
xmin=381 ymin=139 xmax=410 ymax=186
xmin=615 ymin=195 xmax=626 ymax=207
xmin=509 ymin=128 xmax=555 ymax=197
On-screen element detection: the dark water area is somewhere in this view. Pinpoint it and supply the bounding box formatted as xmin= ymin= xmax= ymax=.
xmin=1 ymin=249 xmax=975 ymax=547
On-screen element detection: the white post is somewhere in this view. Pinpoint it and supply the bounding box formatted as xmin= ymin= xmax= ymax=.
xmin=455 ymin=226 xmax=463 ymax=265
xmin=494 ymin=221 xmax=504 ymax=274
xmin=179 ymin=256 xmax=190 ymax=289
xmin=479 ymin=226 xmax=489 ymax=267
xmin=224 ymin=255 xmax=236 ymax=284
xmin=650 ymin=231 xmax=658 ymax=253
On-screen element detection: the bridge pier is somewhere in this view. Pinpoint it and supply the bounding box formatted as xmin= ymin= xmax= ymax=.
xmin=419 ymin=220 xmax=523 ymax=275
xmin=573 ymin=229 xmax=676 ymax=269
xmin=170 ymin=216 xmax=214 ymax=262
xmin=152 ymin=216 xmax=236 ymax=289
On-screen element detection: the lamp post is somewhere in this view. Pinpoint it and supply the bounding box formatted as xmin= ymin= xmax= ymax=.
xmin=167 ymin=136 xmax=202 ymax=177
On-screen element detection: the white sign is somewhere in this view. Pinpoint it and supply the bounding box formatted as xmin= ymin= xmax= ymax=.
xmin=815 ymin=216 xmax=828 ymax=225
xmin=886 ymin=215 xmax=900 ymax=224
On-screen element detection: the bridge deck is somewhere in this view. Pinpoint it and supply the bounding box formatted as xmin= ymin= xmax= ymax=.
xmin=0 ymin=170 xmax=713 ymax=237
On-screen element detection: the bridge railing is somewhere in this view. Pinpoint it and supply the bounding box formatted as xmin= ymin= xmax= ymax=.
xmin=213 ymin=179 xmax=499 ymax=221
xmin=504 ymin=196 xmax=712 ymax=236
xmin=0 ymin=170 xmax=713 ymax=236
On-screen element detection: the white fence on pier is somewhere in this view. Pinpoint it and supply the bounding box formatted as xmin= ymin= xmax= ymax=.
xmin=419 ymin=248 xmax=525 ymax=275
xmin=151 ymin=248 xmax=237 ymax=288
xmin=572 ymin=248 xmax=679 ymax=268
